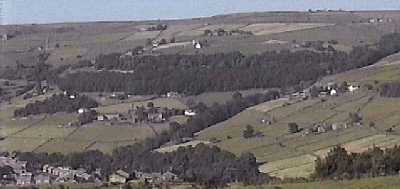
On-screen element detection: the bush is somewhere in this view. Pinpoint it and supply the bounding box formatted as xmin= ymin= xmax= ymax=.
xmin=288 ymin=122 xmax=299 ymax=133
xmin=243 ymin=125 xmax=255 ymax=138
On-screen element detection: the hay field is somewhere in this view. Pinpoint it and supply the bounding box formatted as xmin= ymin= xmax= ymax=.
xmin=242 ymin=23 xmax=331 ymax=36
xmin=123 ymin=31 xmax=160 ymax=41
xmin=183 ymin=88 xmax=270 ymax=106
xmin=247 ymin=98 xmax=289 ymax=112
xmin=157 ymin=23 xmax=203 ymax=40
xmin=154 ymin=140 xmax=211 ymax=153
xmin=176 ymin=24 xmax=246 ymax=38
xmin=259 ymin=154 xmax=316 ymax=175
xmin=315 ymin=134 xmax=400 ymax=157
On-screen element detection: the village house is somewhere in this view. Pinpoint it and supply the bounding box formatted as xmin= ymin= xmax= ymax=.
xmin=184 ymin=109 xmax=196 ymax=117
xmin=16 ymin=172 xmax=32 ymax=186
xmin=330 ymin=89 xmax=337 ymax=96
xmin=97 ymin=115 xmax=106 ymax=121
xmin=104 ymin=113 xmax=122 ymax=121
xmin=195 ymin=42 xmax=202 ymax=49
xmin=78 ymin=108 xmax=89 ymax=114
xmin=161 ymin=171 xmax=180 ymax=182
xmin=109 ymin=170 xmax=130 ymax=184
xmin=43 ymin=165 xmax=91 ymax=183
xmin=332 ymin=123 xmax=338 ymax=131
xmin=135 ymin=171 xmax=162 ymax=184
xmin=348 ymin=85 xmax=359 ymax=92
xmin=166 ymin=91 xmax=181 ymax=98
xmin=135 ymin=171 xmax=181 ymax=184
xmin=152 ymin=41 xmax=159 ymax=48
xmin=147 ymin=111 xmax=165 ymax=123
xmin=73 ymin=168 xmax=92 ymax=181
xmin=1 ymin=33 xmax=9 ymax=41
xmin=319 ymin=91 xmax=328 ymax=97
xmin=261 ymin=119 xmax=272 ymax=125
xmin=34 ymin=174 xmax=51 ymax=185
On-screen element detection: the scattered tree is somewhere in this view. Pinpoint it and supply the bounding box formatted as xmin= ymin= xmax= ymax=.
xmin=288 ymin=122 xmax=299 ymax=133
xmin=243 ymin=125 xmax=255 ymax=138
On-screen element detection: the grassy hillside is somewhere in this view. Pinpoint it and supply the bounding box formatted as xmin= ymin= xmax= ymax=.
xmin=0 ymin=96 xmax=180 ymax=154
xmin=1 ymin=11 xmax=400 ymax=68
xmin=197 ymin=62 xmax=400 ymax=179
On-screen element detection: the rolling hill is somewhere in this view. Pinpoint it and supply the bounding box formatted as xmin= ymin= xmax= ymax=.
xmin=196 ymin=57 xmax=400 ymax=179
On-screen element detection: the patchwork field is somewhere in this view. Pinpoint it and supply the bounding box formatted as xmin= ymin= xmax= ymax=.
xmin=154 ymin=140 xmax=211 ymax=153
xmin=242 ymin=23 xmax=331 ymax=36
xmin=0 ymin=96 xmax=175 ymax=154
xmin=96 ymin=97 xmax=188 ymax=114
xmin=197 ymin=65 xmax=400 ymax=178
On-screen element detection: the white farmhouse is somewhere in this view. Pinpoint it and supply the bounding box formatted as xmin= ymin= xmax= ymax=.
xmin=348 ymin=85 xmax=359 ymax=92
xmin=78 ymin=108 xmax=88 ymax=114
xmin=195 ymin=42 xmax=202 ymax=49
xmin=330 ymin=89 xmax=337 ymax=96
xmin=184 ymin=110 xmax=197 ymax=117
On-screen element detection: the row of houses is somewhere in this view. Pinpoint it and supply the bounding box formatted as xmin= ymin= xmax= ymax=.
xmin=109 ymin=170 xmax=180 ymax=184
xmin=291 ymin=82 xmax=360 ymax=100
xmin=301 ymin=120 xmax=364 ymax=137
xmin=368 ymin=17 xmax=393 ymax=24
xmin=0 ymin=156 xmax=49 ymax=186
xmin=42 ymin=165 xmax=95 ymax=184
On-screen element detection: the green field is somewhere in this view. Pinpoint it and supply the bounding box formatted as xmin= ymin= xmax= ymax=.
xmin=237 ymin=176 xmax=400 ymax=189
xmin=197 ymin=63 xmax=400 ymax=178
xmin=96 ymin=97 xmax=188 ymax=114
xmin=0 ymin=97 xmax=173 ymax=154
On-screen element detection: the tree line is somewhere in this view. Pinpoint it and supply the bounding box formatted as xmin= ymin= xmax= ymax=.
xmin=14 ymin=94 xmax=98 ymax=117
xmin=55 ymin=33 xmax=400 ymax=95
xmin=314 ymin=145 xmax=400 ymax=180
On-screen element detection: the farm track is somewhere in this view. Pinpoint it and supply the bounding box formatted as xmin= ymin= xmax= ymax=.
xmin=83 ymin=141 xmax=97 ymax=151
xmin=32 ymin=138 xmax=54 ymax=152
xmin=64 ymin=127 xmax=81 ymax=139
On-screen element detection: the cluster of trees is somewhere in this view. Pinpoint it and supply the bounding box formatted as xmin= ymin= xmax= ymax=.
xmin=146 ymin=24 xmax=168 ymax=31
xmin=56 ymin=33 xmax=400 ymax=95
xmin=14 ymin=94 xmax=98 ymax=117
xmin=15 ymin=91 xmax=279 ymax=187
xmin=288 ymin=122 xmax=300 ymax=133
xmin=242 ymin=125 xmax=263 ymax=138
xmin=380 ymin=82 xmax=400 ymax=97
xmin=314 ymin=145 xmax=400 ymax=179
xmin=77 ymin=110 xmax=98 ymax=125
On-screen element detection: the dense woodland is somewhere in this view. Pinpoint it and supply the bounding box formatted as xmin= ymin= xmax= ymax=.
xmin=314 ymin=145 xmax=400 ymax=179
xmin=14 ymin=91 xmax=279 ymax=187
xmin=55 ymin=33 xmax=400 ymax=95
xmin=13 ymin=94 xmax=98 ymax=117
